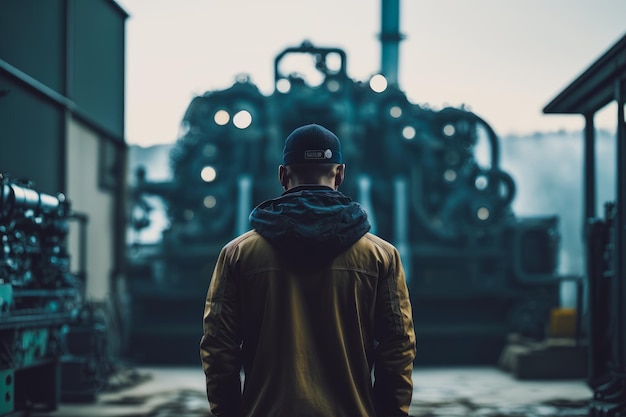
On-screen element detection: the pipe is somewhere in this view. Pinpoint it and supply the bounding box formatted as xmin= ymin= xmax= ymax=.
xmin=379 ymin=0 xmax=404 ymax=86
xmin=358 ymin=175 xmax=377 ymax=234
xmin=237 ymin=175 xmax=252 ymax=235
xmin=394 ymin=177 xmax=411 ymax=282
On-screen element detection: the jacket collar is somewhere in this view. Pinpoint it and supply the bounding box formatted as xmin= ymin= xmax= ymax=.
xmin=283 ymin=185 xmax=335 ymax=195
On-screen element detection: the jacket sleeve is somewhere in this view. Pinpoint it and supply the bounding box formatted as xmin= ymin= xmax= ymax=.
xmin=200 ymin=245 xmax=242 ymax=417
xmin=373 ymin=246 xmax=416 ymax=417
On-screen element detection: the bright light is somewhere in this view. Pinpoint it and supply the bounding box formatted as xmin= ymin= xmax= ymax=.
xmin=203 ymin=195 xmax=217 ymax=208
xmin=443 ymin=124 xmax=455 ymax=137
xmin=276 ymin=78 xmax=291 ymax=93
xmin=327 ymin=80 xmax=340 ymax=92
xmin=402 ymin=126 xmax=416 ymax=140
xmin=390 ymin=106 xmax=402 ymax=118
xmin=200 ymin=166 xmax=217 ymax=182
xmin=233 ymin=110 xmax=252 ymax=129
xmin=477 ymin=207 xmax=490 ymax=221
xmin=325 ymin=52 xmax=342 ymax=73
xmin=214 ymin=110 xmax=230 ymax=126
xmin=475 ymin=175 xmax=489 ymax=190
xmin=443 ymin=169 xmax=457 ymax=182
xmin=369 ymin=74 xmax=388 ymax=93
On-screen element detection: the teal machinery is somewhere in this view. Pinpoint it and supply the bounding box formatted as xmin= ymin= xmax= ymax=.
xmin=127 ymin=1 xmax=561 ymax=365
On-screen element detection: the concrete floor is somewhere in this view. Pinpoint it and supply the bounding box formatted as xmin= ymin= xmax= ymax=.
xmin=30 ymin=366 xmax=592 ymax=417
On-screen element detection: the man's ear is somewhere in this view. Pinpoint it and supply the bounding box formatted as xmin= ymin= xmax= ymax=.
xmin=334 ymin=164 xmax=345 ymax=189
xmin=279 ymin=165 xmax=289 ymax=190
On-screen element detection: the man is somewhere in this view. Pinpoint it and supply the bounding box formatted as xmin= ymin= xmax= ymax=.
xmin=200 ymin=124 xmax=416 ymax=417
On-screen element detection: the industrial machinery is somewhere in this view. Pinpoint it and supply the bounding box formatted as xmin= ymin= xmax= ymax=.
xmin=127 ymin=38 xmax=561 ymax=365
xmin=0 ymin=174 xmax=107 ymax=415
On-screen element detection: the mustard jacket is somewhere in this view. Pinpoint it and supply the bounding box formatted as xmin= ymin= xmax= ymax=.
xmin=200 ymin=186 xmax=416 ymax=417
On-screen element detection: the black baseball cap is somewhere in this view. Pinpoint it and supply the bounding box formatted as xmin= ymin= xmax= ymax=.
xmin=282 ymin=124 xmax=343 ymax=166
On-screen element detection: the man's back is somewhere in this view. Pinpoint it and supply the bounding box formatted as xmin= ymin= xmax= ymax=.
xmin=201 ymin=231 xmax=414 ymax=417
xmin=200 ymin=125 xmax=415 ymax=417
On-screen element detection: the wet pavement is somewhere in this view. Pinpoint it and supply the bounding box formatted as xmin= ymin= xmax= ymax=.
xmin=408 ymin=367 xmax=590 ymax=417
xmin=33 ymin=366 xmax=592 ymax=417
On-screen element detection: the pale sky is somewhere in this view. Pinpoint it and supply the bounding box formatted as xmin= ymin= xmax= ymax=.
xmin=116 ymin=0 xmax=626 ymax=147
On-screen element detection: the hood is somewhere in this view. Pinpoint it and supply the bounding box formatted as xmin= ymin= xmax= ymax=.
xmin=249 ymin=185 xmax=371 ymax=268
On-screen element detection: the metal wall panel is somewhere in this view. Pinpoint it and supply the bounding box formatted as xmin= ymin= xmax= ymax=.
xmin=71 ymin=0 xmax=126 ymax=139
xmin=0 ymin=0 xmax=65 ymax=94
xmin=0 ymin=73 xmax=63 ymax=194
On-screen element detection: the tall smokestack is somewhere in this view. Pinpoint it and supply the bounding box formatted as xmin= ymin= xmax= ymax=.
xmin=379 ymin=0 xmax=404 ymax=86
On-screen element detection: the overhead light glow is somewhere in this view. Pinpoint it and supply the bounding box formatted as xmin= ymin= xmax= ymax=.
xmin=390 ymin=106 xmax=403 ymax=118
xmin=203 ymin=195 xmax=217 ymax=209
xmin=200 ymin=166 xmax=217 ymax=182
xmin=443 ymin=169 xmax=457 ymax=182
xmin=325 ymin=52 xmax=342 ymax=73
xmin=276 ymin=78 xmax=291 ymax=93
xmin=402 ymin=126 xmax=416 ymax=140
xmin=233 ymin=110 xmax=252 ymax=129
xmin=369 ymin=74 xmax=388 ymax=93
xmin=443 ymin=124 xmax=456 ymax=137
xmin=214 ymin=110 xmax=230 ymax=125
xmin=477 ymin=207 xmax=490 ymax=221
xmin=327 ymin=80 xmax=340 ymax=92
xmin=475 ymin=175 xmax=489 ymax=190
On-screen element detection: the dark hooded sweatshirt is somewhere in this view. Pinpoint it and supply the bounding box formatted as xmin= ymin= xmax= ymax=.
xmin=250 ymin=185 xmax=371 ymax=266
xmin=200 ymin=185 xmax=416 ymax=417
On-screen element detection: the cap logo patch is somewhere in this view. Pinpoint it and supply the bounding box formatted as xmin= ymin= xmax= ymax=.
xmin=305 ymin=149 xmax=333 ymax=160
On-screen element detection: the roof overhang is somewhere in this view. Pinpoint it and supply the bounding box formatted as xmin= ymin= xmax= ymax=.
xmin=543 ymin=33 xmax=626 ymax=115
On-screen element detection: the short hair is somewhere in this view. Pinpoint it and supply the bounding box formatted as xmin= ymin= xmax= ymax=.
xmin=285 ymin=163 xmax=339 ymax=184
